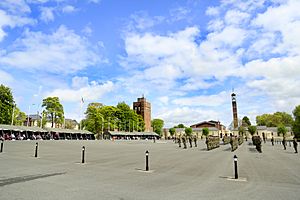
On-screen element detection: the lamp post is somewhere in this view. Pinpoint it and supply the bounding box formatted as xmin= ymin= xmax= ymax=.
xmin=11 ymin=104 xmax=16 ymax=125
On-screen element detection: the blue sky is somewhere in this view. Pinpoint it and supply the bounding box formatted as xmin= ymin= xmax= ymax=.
xmin=1 ymin=0 xmax=300 ymax=128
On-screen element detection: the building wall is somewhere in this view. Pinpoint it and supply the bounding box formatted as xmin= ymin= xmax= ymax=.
xmin=133 ymin=97 xmax=151 ymax=132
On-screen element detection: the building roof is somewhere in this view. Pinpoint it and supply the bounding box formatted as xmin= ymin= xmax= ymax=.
xmin=45 ymin=128 xmax=93 ymax=135
xmin=0 ymin=124 xmax=47 ymax=132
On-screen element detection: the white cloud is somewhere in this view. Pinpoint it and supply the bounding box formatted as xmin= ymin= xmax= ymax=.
xmin=172 ymin=91 xmax=228 ymax=107
xmin=0 ymin=0 xmax=31 ymax=14
xmin=62 ymin=5 xmax=76 ymax=13
xmin=40 ymin=7 xmax=55 ymax=22
xmin=0 ymin=25 xmax=103 ymax=74
xmin=156 ymin=107 xmax=220 ymax=128
xmin=0 ymin=10 xmax=34 ymax=42
xmin=46 ymin=77 xmax=114 ymax=102
xmin=0 ymin=69 xmax=14 ymax=84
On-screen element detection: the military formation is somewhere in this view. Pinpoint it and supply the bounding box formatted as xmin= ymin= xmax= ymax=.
xmin=172 ymin=133 xmax=298 ymax=154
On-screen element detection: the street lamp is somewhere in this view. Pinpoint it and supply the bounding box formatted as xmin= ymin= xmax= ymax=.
xmin=11 ymin=103 xmax=16 ymax=125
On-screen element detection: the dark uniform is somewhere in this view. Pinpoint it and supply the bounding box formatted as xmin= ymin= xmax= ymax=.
xmin=178 ymin=137 xmax=181 ymax=148
xmin=182 ymin=137 xmax=187 ymax=149
xmin=293 ymin=137 xmax=298 ymax=153
xmin=194 ymin=136 xmax=197 ymax=147
xmin=188 ymin=137 xmax=192 ymax=148
xmin=282 ymin=137 xmax=287 ymax=150
xmin=256 ymin=137 xmax=262 ymax=153
xmin=271 ymin=137 xmax=274 ymax=146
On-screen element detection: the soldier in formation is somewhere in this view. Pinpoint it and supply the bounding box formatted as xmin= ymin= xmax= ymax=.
xmin=282 ymin=137 xmax=287 ymax=150
xmin=178 ymin=136 xmax=181 ymax=148
xmin=182 ymin=136 xmax=187 ymax=149
xmin=194 ymin=136 xmax=197 ymax=147
xmin=293 ymin=137 xmax=298 ymax=153
xmin=188 ymin=136 xmax=192 ymax=148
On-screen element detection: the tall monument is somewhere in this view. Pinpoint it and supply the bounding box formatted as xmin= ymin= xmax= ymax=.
xmin=231 ymin=92 xmax=238 ymax=129
xmin=133 ymin=96 xmax=151 ymax=132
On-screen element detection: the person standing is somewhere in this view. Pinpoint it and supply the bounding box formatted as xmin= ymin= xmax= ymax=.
xmin=271 ymin=136 xmax=274 ymax=146
xmin=178 ymin=137 xmax=181 ymax=148
xmin=194 ymin=136 xmax=197 ymax=147
xmin=188 ymin=137 xmax=192 ymax=148
xmin=283 ymin=137 xmax=287 ymax=150
xmin=293 ymin=137 xmax=298 ymax=153
xmin=182 ymin=136 xmax=187 ymax=149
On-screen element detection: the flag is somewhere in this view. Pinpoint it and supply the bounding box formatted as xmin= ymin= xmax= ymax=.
xmin=81 ymin=97 xmax=84 ymax=104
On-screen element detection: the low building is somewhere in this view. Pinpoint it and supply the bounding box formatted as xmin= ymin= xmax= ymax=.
xmin=163 ymin=127 xmax=219 ymax=139
xmin=103 ymin=131 xmax=160 ymax=140
xmin=190 ymin=120 xmax=226 ymax=137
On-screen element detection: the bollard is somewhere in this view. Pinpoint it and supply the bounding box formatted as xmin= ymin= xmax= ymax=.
xmin=0 ymin=141 xmax=3 ymax=153
xmin=82 ymin=146 xmax=85 ymax=164
xmin=35 ymin=142 xmax=38 ymax=157
xmin=234 ymin=155 xmax=238 ymax=179
xmin=145 ymin=150 xmax=149 ymax=171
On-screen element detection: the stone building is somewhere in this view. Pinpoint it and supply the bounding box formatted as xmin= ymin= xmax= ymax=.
xmin=133 ymin=96 xmax=151 ymax=132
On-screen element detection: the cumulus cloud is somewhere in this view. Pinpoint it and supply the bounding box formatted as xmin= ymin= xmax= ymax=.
xmin=0 ymin=25 xmax=103 ymax=74
xmin=40 ymin=7 xmax=55 ymax=22
xmin=46 ymin=76 xmax=114 ymax=102
xmin=0 ymin=69 xmax=14 ymax=84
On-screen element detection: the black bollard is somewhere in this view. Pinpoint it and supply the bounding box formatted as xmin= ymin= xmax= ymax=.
xmin=0 ymin=141 xmax=3 ymax=153
xmin=145 ymin=150 xmax=149 ymax=171
xmin=35 ymin=142 xmax=38 ymax=158
xmin=234 ymin=155 xmax=238 ymax=179
xmin=82 ymin=146 xmax=85 ymax=164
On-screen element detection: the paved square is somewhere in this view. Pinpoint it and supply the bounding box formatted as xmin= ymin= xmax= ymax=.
xmin=0 ymin=140 xmax=299 ymax=200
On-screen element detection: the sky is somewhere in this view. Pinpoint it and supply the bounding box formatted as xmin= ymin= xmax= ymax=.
xmin=0 ymin=0 xmax=300 ymax=128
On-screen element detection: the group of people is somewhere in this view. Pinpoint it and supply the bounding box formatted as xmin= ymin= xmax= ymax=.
xmin=176 ymin=135 xmax=198 ymax=149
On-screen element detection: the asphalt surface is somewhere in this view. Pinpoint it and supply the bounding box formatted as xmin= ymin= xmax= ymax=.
xmin=0 ymin=139 xmax=299 ymax=200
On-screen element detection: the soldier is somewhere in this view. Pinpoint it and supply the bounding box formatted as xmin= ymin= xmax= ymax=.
xmin=182 ymin=136 xmax=187 ymax=149
xmin=194 ymin=136 xmax=197 ymax=147
xmin=256 ymin=136 xmax=262 ymax=153
xmin=282 ymin=137 xmax=287 ymax=150
xmin=178 ymin=137 xmax=181 ymax=148
xmin=271 ymin=136 xmax=274 ymax=146
xmin=188 ymin=136 xmax=192 ymax=148
xmin=293 ymin=137 xmax=298 ymax=153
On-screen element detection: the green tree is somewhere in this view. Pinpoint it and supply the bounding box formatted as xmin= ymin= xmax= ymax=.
xmin=292 ymin=105 xmax=300 ymax=139
xmin=13 ymin=108 xmax=26 ymax=126
xmin=185 ymin=127 xmax=193 ymax=137
xmin=277 ymin=124 xmax=287 ymax=137
xmin=248 ymin=125 xmax=257 ymax=136
xmin=256 ymin=112 xmax=293 ymax=127
xmin=202 ymin=128 xmax=209 ymax=137
xmin=152 ymin=119 xmax=164 ymax=136
xmin=174 ymin=123 xmax=185 ymax=128
xmin=169 ymin=128 xmax=176 ymax=137
xmin=0 ymin=84 xmax=15 ymax=124
xmin=85 ymin=102 xmax=104 ymax=137
xmin=242 ymin=116 xmax=251 ymax=127
xmin=42 ymin=97 xmax=64 ymax=128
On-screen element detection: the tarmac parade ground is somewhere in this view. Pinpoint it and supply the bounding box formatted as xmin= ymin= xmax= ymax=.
xmin=0 ymin=139 xmax=299 ymax=200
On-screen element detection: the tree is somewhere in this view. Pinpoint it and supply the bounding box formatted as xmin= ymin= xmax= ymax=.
xmin=85 ymin=103 xmax=104 ymax=138
xmin=174 ymin=124 xmax=185 ymax=128
xmin=202 ymin=128 xmax=209 ymax=137
xmin=242 ymin=116 xmax=251 ymax=127
xmin=185 ymin=127 xmax=193 ymax=137
xmin=292 ymin=105 xmax=300 ymax=139
xmin=256 ymin=112 xmax=294 ymax=127
xmin=13 ymin=108 xmax=26 ymax=126
xmin=169 ymin=128 xmax=176 ymax=137
xmin=152 ymin=119 xmax=164 ymax=136
xmin=277 ymin=124 xmax=287 ymax=137
xmin=42 ymin=97 xmax=64 ymax=128
xmin=248 ymin=125 xmax=257 ymax=136
xmin=0 ymin=84 xmax=15 ymax=124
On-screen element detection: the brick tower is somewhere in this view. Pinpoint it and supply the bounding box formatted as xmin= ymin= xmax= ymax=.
xmin=231 ymin=92 xmax=238 ymax=129
xmin=133 ymin=96 xmax=151 ymax=132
